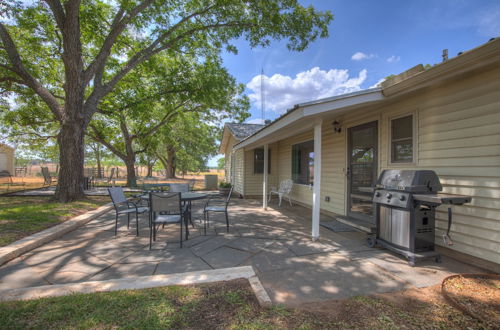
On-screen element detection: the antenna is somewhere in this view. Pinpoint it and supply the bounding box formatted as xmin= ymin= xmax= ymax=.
xmin=260 ymin=67 xmax=265 ymax=123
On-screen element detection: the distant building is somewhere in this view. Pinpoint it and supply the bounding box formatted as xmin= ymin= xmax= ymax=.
xmin=0 ymin=143 xmax=15 ymax=174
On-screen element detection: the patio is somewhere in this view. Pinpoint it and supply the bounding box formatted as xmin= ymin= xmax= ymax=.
xmin=0 ymin=198 xmax=485 ymax=307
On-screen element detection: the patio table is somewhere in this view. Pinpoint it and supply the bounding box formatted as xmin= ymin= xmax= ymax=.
xmin=140 ymin=192 xmax=207 ymax=241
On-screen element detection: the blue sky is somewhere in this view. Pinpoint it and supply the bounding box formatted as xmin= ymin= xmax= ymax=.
xmin=208 ymin=0 xmax=500 ymax=166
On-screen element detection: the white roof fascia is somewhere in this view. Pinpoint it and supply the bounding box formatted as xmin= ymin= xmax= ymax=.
xmin=234 ymin=88 xmax=383 ymax=150
xmin=234 ymin=108 xmax=304 ymax=150
xmin=302 ymin=89 xmax=383 ymax=117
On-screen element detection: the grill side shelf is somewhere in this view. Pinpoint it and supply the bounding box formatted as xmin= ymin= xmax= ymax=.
xmin=413 ymin=194 xmax=472 ymax=205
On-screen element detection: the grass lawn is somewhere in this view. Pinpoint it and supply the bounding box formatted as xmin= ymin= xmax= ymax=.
xmin=0 ymin=279 xmax=489 ymax=329
xmin=0 ymin=196 xmax=110 ymax=247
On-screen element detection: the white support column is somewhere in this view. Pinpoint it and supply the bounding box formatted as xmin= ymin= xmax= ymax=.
xmin=263 ymin=144 xmax=269 ymax=210
xmin=312 ymin=121 xmax=322 ymax=240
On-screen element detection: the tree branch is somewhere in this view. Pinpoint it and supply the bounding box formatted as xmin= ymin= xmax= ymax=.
xmin=0 ymin=23 xmax=64 ymax=120
xmin=88 ymin=124 xmax=127 ymax=160
xmin=42 ymin=0 xmax=66 ymax=31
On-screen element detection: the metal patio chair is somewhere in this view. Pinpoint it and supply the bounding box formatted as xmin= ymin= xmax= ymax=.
xmin=108 ymin=186 xmax=149 ymax=236
xmin=149 ymin=192 xmax=188 ymax=249
xmin=168 ymin=183 xmax=190 ymax=192
xmin=203 ymin=186 xmax=233 ymax=234
xmin=268 ymin=179 xmax=294 ymax=207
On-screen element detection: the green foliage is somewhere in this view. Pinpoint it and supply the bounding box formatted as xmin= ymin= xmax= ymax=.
xmin=219 ymin=181 xmax=231 ymax=188
xmin=217 ymin=157 xmax=225 ymax=170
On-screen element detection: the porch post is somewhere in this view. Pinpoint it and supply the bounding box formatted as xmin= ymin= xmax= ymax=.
xmin=312 ymin=121 xmax=322 ymax=240
xmin=263 ymin=143 xmax=269 ymax=210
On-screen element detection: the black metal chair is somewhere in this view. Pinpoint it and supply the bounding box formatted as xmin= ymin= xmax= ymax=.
xmin=149 ymin=192 xmax=188 ymax=249
xmin=108 ymin=187 xmax=149 ymax=236
xmin=41 ymin=167 xmax=57 ymax=188
xmin=203 ymin=186 xmax=233 ymax=234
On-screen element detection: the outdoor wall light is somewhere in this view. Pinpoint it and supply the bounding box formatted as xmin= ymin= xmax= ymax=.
xmin=332 ymin=120 xmax=342 ymax=133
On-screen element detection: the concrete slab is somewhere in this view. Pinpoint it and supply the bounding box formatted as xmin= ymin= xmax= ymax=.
xmin=258 ymin=255 xmax=411 ymax=306
xmin=202 ymin=246 xmax=252 ymax=268
xmin=155 ymin=255 xmax=211 ymax=275
xmin=353 ymin=251 xmax=487 ymax=288
xmin=190 ymin=235 xmax=237 ymax=257
xmin=225 ymin=237 xmax=276 ymax=253
xmin=90 ymin=262 xmax=158 ymax=281
xmin=247 ymin=242 xmax=296 ymax=272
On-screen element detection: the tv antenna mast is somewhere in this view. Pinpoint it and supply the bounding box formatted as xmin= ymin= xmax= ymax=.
xmin=260 ymin=68 xmax=265 ymax=123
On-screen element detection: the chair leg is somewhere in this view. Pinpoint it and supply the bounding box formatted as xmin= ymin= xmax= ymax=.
xmin=149 ymin=222 xmax=153 ymax=250
xmin=268 ymin=192 xmax=272 ymax=203
xmin=115 ymin=213 xmax=118 ymax=236
xmin=203 ymin=211 xmax=207 ymax=236
xmin=278 ymin=194 xmax=282 ymax=207
xmin=288 ymin=196 xmax=293 ymax=206
xmin=127 ymin=213 xmax=130 ymax=229
xmin=225 ymin=211 xmax=229 ymax=233
xmin=135 ymin=212 xmax=139 ymax=237
xmin=180 ymin=216 xmax=183 ymax=248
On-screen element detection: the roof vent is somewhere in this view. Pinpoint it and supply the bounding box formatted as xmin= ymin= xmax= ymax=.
xmin=264 ymin=119 xmax=272 ymax=125
xmin=442 ymin=49 xmax=448 ymax=62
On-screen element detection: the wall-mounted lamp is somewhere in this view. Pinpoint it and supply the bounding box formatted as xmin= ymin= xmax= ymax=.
xmin=332 ymin=120 xmax=342 ymax=133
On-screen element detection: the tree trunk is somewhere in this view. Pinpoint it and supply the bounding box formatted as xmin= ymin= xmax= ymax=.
xmin=55 ymin=121 xmax=86 ymax=202
xmin=165 ymin=146 xmax=176 ymax=179
xmin=95 ymin=145 xmax=103 ymax=178
xmin=147 ymin=164 xmax=153 ymax=177
xmin=125 ymin=158 xmax=137 ymax=187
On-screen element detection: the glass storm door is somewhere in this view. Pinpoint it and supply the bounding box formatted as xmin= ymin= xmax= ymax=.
xmin=347 ymin=121 xmax=378 ymax=222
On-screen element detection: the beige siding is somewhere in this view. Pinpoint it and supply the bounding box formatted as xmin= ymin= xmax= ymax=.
xmin=243 ymin=143 xmax=279 ymax=196
xmin=223 ymin=136 xmax=238 ymax=184
xmin=233 ymin=148 xmax=245 ymax=195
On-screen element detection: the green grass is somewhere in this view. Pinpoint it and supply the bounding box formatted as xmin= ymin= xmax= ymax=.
xmin=0 ymin=196 xmax=109 ymax=247
xmin=0 ymin=280 xmax=488 ymax=330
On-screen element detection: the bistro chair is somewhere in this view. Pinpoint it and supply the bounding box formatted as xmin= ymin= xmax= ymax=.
xmin=41 ymin=167 xmax=57 ymax=188
xmin=203 ymin=186 xmax=233 ymax=234
xmin=108 ymin=187 xmax=149 ymax=236
xmin=188 ymin=179 xmax=196 ymax=191
xmin=268 ymin=179 xmax=294 ymax=207
xmin=149 ymin=192 xmax=188 ymax=249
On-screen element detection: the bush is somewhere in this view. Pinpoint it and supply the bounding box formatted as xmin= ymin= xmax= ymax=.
xmin=219 ymin=182 xmax=231 ymax=188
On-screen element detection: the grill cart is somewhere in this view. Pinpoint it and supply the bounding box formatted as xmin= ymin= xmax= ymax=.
xmin=367 ymin=169 xmax=471 ymax=266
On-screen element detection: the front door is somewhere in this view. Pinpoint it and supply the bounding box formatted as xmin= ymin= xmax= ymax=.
xmin=347 ymin=121 xmax=378 ymax=223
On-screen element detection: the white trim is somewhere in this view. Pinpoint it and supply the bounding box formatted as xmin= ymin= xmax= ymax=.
xmin=387 ymin=110 xmax=418 ymax=166
xmin=312 ymin=121 xmax=322 ymax=240
xmin=263 ymin=144 xmax=269 ymax=210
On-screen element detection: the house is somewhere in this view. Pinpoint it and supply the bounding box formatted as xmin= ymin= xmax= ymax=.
xmin=220 ymin=38 xmax=500 ymax=267
xmin=219 ymin=123 xmax=264 ymax=191
xmin=0 ymin=143 xmax=15 ymax=174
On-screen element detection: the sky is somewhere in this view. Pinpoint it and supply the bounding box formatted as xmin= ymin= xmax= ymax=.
xmin=207 ymin=0 xmax=500 ymax=166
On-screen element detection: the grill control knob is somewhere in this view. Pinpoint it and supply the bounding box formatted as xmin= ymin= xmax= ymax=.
xmin=399 ymin=195 xmax=406 ymax=201
xmin=386 ymin=193 xmax=392 ymax=199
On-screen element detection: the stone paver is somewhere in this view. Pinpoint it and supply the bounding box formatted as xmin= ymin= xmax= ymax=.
xmin=0 ymin=197 xmax=491 ymax=307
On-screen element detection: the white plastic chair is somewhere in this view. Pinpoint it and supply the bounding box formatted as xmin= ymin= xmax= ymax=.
xmin=268 ymin=179 xmax=293 ymax=207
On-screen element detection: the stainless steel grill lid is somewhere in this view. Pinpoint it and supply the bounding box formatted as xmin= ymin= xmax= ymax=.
xmin=375 ymin=169 xmax=442 ymax=193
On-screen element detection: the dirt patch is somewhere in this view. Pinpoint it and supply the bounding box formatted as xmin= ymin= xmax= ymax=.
xmin=442 ymin=274 xmax=500 ymax=327
xmin=297 ymin=284 xmax=493 ymax=329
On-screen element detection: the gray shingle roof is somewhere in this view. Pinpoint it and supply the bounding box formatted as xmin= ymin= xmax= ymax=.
xmin=226 ymin=123 xmax=264 ymax=140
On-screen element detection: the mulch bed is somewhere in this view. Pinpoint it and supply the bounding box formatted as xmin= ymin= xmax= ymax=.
xmin=442 ymin=273 xmax=500 ymax=327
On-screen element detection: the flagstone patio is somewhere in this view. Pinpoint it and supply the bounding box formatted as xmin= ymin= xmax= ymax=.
xmin=0 ymin=198 xmax=486 ymax=306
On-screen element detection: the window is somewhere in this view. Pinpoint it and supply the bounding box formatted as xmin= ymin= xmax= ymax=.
xmin=292 ymin=140 xmax=314 ymax=185
xmin=254 ymin=148 xmax=271 ymax=174
xmin=391 ymin=115 xmax=413 ymax=163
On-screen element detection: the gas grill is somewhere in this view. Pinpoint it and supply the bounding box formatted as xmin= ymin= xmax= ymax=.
xmin=367 ymin=169 xmax=471 ymax=266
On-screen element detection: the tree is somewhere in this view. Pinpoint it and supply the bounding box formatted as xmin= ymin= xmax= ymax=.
xmin=217 ymin=157 xmax=225 ymax=170
xmin=88 ymin=53 xmax=248 ymax=186
xmin=0 ymin=1 xmax=332 ymax=201
xmin=156 ymin=113 xmax=220 ymax=178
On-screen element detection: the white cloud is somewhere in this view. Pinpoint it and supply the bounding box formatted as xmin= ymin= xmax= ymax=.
xmin=369 ymin=78 xmax=386 ymax=88
xmin=351 ymin=52 xmax=376 ymax=61
xmin=387 ymin=55 xmax=401 ymax=63
xmin=247 ymin=67 xmax=368 ymax=113
xmin=246 ymin=118 xmax=265 ymax=124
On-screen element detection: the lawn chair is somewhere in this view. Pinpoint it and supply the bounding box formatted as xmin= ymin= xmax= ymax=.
xmin=0 ymin=170 xmax=25 ymax=191
xmin=188 ymin=179 xmax=196 ymax=191
xmin=268 ymin=179 xmax=293 ymax=207
xmin=108 ymin=186 xmax=149 ymax=236
xmin=149 ymin=192 xmax=189 ymax=249
xmin=203 ymin=186 xmax=233 ymax=234
xmin=41 ymin=167 xmax=57 ymax=188
xmin=106 ymin=168 xmax=115 ymax=185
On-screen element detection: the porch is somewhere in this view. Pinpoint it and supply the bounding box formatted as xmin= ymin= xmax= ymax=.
xmin=0 ymin=198 xmax=484 ymax=307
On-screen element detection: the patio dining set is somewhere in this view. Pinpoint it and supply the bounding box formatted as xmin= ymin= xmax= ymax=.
xmin=108 ymin=184 xmax=233 ymax=249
